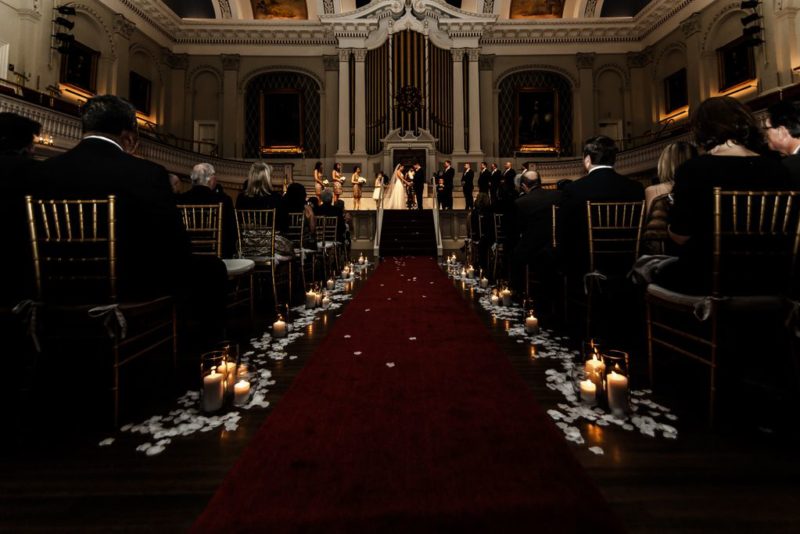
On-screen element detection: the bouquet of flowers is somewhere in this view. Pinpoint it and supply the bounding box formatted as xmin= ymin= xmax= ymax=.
xmin=358 ymin=176 xmax=367 ymax=184
xmin=323 ymin=179 xmax=329 ymax=186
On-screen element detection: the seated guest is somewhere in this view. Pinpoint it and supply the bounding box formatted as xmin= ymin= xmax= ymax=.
xmin=315 ymin=189 xmax=346 ymax=244
xmin=641 ymin=142 xmax=698 ymax=256
xmin=764 ymin=100 xmax=800 ymax=187
xmin=556 ymin=135 xmax=644 ymax=273
xmin=0 ymin=112 xmax=41 ymax=305
xmin=470 ymin=193 xmax=494 ymax=273
xmin=236 ymin=162 xmax=280 ymax=211
xmin=510 ymin=171 xmax=561 ymax=293
xmin=658 ymin=96 xmax=792 ymax=294
xmin=178 ymin=163 xmax=237 ymax=258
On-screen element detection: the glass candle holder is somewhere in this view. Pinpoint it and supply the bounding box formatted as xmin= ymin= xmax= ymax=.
xmin=215 ymin=340 xmax=240 ymax=395
xmin=582 ymin=339 xmax=606 ymax=392
xmin=602 ymin=350 xmax=630 ymax=417
xmin=200 ymin=350 xmax=226 ymax=413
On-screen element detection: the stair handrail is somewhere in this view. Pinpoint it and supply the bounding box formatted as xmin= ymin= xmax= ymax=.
xmin=431 ymin=176 xmax=443 ymax=258
xmin=373 ymin=182 xmax=384 ymax=258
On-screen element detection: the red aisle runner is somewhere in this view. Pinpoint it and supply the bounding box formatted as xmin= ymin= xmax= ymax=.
xmin=193 ymin=257 xmax=623 ymax=533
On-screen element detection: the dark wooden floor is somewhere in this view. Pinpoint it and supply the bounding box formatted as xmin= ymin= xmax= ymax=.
xmin=2 ymin=256 xmax=799 ymax=532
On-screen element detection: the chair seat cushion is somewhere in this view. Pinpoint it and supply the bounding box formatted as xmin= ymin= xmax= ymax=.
xmin=223 ymin=258 xmax=255 ymax=276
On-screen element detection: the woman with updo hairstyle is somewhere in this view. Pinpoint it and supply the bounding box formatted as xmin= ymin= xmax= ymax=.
xmin=655 ymin=96 xmax=792 ymax=293
xmin=236 ymin=162 xmax=280 ymax=210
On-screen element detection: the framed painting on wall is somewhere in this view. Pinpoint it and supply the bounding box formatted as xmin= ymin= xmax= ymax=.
xmin=515 ymin=87 xmax=560 ymax=153
xmin=129 ymin=71 xmax=151 ymax=115
xmin=664 ymin=68 xmax=688 ymax=113
xmin=717 ymin=37 xmax=755 ymax=92
xmin=259 ymin=89 xmax=304 ymax=155
xmin=60 ymin=41 xmax=99 ymax=94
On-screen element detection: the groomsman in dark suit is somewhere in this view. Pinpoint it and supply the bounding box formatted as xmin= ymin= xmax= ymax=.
xmin=489 ymin=162 xmax=502 ymax=204
xmin=500 ymin=161 xmax=518 ymax=201
xmin=461 ymin=162 xmax=475 ymax=210
xmin=477 ymin=161 xmax=491 ymax=206
xmin=442 ymin=160 xmax=455 ymax=210
xmin=556 ymin=135 xmax=644 ymax=273
xmin=412 ymin=161 xmax=426 ymax=210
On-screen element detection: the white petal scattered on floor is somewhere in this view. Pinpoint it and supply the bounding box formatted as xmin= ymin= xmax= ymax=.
xmin=386 ymin=362 xmax=395 ymax=368
xmin=589 ymin=446 xmax=604 ymax=455
xmin=98 ymin=438 xmax=115 ymax=447
xmin=354 ymin=351 xmax=362 ymax=356
xmin=409 ymin=337 xmax=417 ymax=341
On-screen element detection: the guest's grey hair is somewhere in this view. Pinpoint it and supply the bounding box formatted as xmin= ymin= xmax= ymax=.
xmin=191 ymin=163 xmax=216 ymax=186
xmin=320 ymin=188 xmax=334 ymax=204
xmin=521 ymin=170 xmax=541 ymax=189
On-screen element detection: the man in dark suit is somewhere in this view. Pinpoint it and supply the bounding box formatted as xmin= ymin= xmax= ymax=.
xmin=477 ymin=161 xmax=491 ymax=206
xmin=500 ymin=161 xmax=518 ymax=202
xmin=441 ymin=160 xmax=455 ymax=210
xmin=412 ymin=161 xmax=426 ymax=210
xmin=33 ymin=96 xmax=226 ymax=335
xmin=0 ymin=112 xmax=41 ymax=305
xmin=178 ymin=162 xmax=237 ymax=258
xmin=765 ymin=100 xmax=800 ymax=187
xmin=510 ymin=170 xmax=561 ymax=293
xmin=489 ymin=163 xmax=502 ymax=204
xmin=556 ymin=135 xmax=644 ymax=273
xmin=461 ymin=162 xmax=475 ymax=210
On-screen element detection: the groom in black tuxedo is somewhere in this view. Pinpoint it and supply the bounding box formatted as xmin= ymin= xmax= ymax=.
xmin=441 ymin=160 xmax=455 ymax=210
xmin=412 ymin=161 xmax=426 ymax=210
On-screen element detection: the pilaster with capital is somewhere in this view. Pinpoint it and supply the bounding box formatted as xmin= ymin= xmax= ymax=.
xmin=353 ymin=48 xmax=367 ymax=155
xmin=112 ymin=14 xmax=136 ymax=97
xmin=680 ymin=13 xmax=705 ymax=108
xmin=576 ymin=54 xmax=595 ymax=147
xmin=466 ymin=49 xmax=482 ymax=155
xmin=337 ymin=49 xmax=351 ymax=156
xmin=451 ymin=48 xmax=466 ymax=155
xmin=626 ymin=48 xmax=655 ymax=138
xmin=164 ymin=51 xmax=189 ymax=137
xmin=221 ymin=56 xmax=240 ymax=157
xmin=765 ymin=7 xmax=800 ymax=89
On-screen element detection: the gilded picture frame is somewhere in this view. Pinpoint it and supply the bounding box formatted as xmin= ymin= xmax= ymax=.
xmin=259 ymin=89 xmax=304 ymax=155
xmin=515 ymin=87 xmax=560 ymax=153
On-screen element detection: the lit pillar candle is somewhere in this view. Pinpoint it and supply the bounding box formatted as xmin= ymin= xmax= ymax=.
xmin=305 ymin=290 xmax=317 ymax=309
xmin=273 ymin=317 xmax=287 ymax=338
xmin=607 ymin=369 xmax=629 ymax=416
xmin=233 ymin=380 xmax=251 ymax=407
xmin=460 ymin=267 xmax=467 ymax=278
xmin=525 ymin=312 xmax=540 ymax=335
xmin=222 ymin=360 xmax=237 ymax=394
xmin=322 ymin=294 xmax=331 ymax=308
xmin=202 ymin=367 xmax=224 ymax=412
xmin=480 ymin=277 xmax=489 ymax=289
xmin=580 ymin=379 xmax=597 ymax=405
xmin=315 ymin=291 xmax=323 ymax=307
xmin=501 ymin=289 xmax=512 ymax=306
xmin=490 ymin=290 xmax=499 ymax=306
xmin=326 ymin=278 xmax=335 ymax=290
xmin=358 ymin=254 xmax=365 ymax=265
xmin=584 ymin=354 xmax=605 ymax=389
xmin=466 ymin=265 xmax=475 ymax=279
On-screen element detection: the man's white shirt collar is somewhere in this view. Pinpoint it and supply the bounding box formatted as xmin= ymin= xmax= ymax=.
xmin=83 ymin=135 xmax=125 ymax=152
xmin=588 ymin=165 xmax=614 ymax=174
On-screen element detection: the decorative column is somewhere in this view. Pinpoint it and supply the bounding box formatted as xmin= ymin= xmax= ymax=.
xmin=16 ymin=7 xmax=41 ymax=87
xmin=626 ymin=49 xmax=654 ymax=139
xmin=767 ymin=7 xmax=800 ymax=88
xmin=164 ymin=52 xmax=189 ymax=138
xmin=680 ymin=14 xmax=704 ymax=109
xmin=576 ymin=53 xmax=595 ymax=148
xmin=452 ymin=48 xmax=466 ymax=155
xmin=466 ymin=49 xmax=482 ymax=155
xmin=479 ymin=54 xmax=495 ymax=158
xmin=353 ymin=48 xmax=367 ymax=155
xmin=221 ymin=54 xmax=240 ymax=158
xmin=337 ymin=49 xmax=351 ymax=156
xmin=323 ymin=55 xmax=338 ymax=158
xmin=112 ymin=14 xmax=136 ymax=98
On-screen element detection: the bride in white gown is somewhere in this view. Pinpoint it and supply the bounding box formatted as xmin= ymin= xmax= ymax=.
xmin=383 ymin=163 xmax=409 ymax=210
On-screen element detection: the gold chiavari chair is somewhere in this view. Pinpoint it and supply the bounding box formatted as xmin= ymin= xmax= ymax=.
xmin=563 ymin=200 xmax=645 ymax=337
xmin=285 ymin=212 xmax=317 ymax=290
xmin=318 ymin=215 xmax=341 ymax=279
xmin=25 ymin=195 xmax=176 ymax=427
xmin=646 ymin=189 xmax=800 ymax=423
xmin=525 ymin=204 xmax=559 ymax=301
xmin=488 ymin=212 xmax=506 ymax=280
xmin=178 ymin=203 xmax=254 ymax=320
xmin=235 ymin=208 xmax=291 ymax=307
xmin=465 ymin=211 xmax=484 ymax=267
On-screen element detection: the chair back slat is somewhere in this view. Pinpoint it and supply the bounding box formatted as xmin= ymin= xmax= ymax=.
xmin=284 ymin=212 xmax=305 ymax=249
xmin=320 ymin=216 xmax=338 ymax=244
xmin=586 ymin=200 xmax=645 ymax=273
xmin=712 ymin=188 xmax=800 ymax=296
xmin=26 ymin=195 xmax=117 ymax=302
xmin=177 ymin=203 xmax=223 ymax=257
xmin=551 ymin=204 xmax=559 ymax=249
xmin=235 ymin=208 xmax=276 ymax=258
xmin=493 ymin=212 xmax=506 ymax=243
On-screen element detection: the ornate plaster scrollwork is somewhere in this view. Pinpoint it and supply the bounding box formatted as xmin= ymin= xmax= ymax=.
xmin=576 ymin=53 xmax=595 ymax=70
xmin=221 ymin=54 xmax=241 ymax=70
xmin=450 ymin=48 xmax=465 ymax=61
xmin=323 ymin=0 xmax=335 ymax=15
xmin=626 ymin=47 xmax=654 ymax=68
xmin=164 ymin=52 xmax=189 ymax=70
xmin=680 ymin=13 xmax=701 ymax=38
xmin=482 ymin=0 xmax=494 ymax=14
xmin=218 ymin=0 xmax=232 ymax=18
xmin=584 ymin=0 xmax=598 ymax=18
xmin=113 ymin=13 xmax=136 ymax=39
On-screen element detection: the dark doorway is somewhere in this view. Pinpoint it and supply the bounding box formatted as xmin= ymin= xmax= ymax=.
xmin=392 ymin=149 xmax=426 ymax=172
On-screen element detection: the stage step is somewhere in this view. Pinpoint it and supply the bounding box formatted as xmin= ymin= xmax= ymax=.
xmin=379 ymin=210 xmax=437 ymax=257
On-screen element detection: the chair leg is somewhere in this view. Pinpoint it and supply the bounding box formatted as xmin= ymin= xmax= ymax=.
xmin=646 ymin=299 xmax=654 ymax=387
xmin=249 ymin=272 xmax=255 ymax=322
xmin=113 ymin=346 xmax=120 ymax=428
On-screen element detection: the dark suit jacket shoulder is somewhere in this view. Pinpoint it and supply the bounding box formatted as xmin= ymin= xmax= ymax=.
xmin=781 ymin=153 xmax=800 ymax=189
xmin=461 ymin=169 xmax=474 ymax=186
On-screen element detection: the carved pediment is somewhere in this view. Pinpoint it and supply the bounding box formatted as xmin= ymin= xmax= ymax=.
xmin=382 ymin=128 xmax=438 ymax=145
